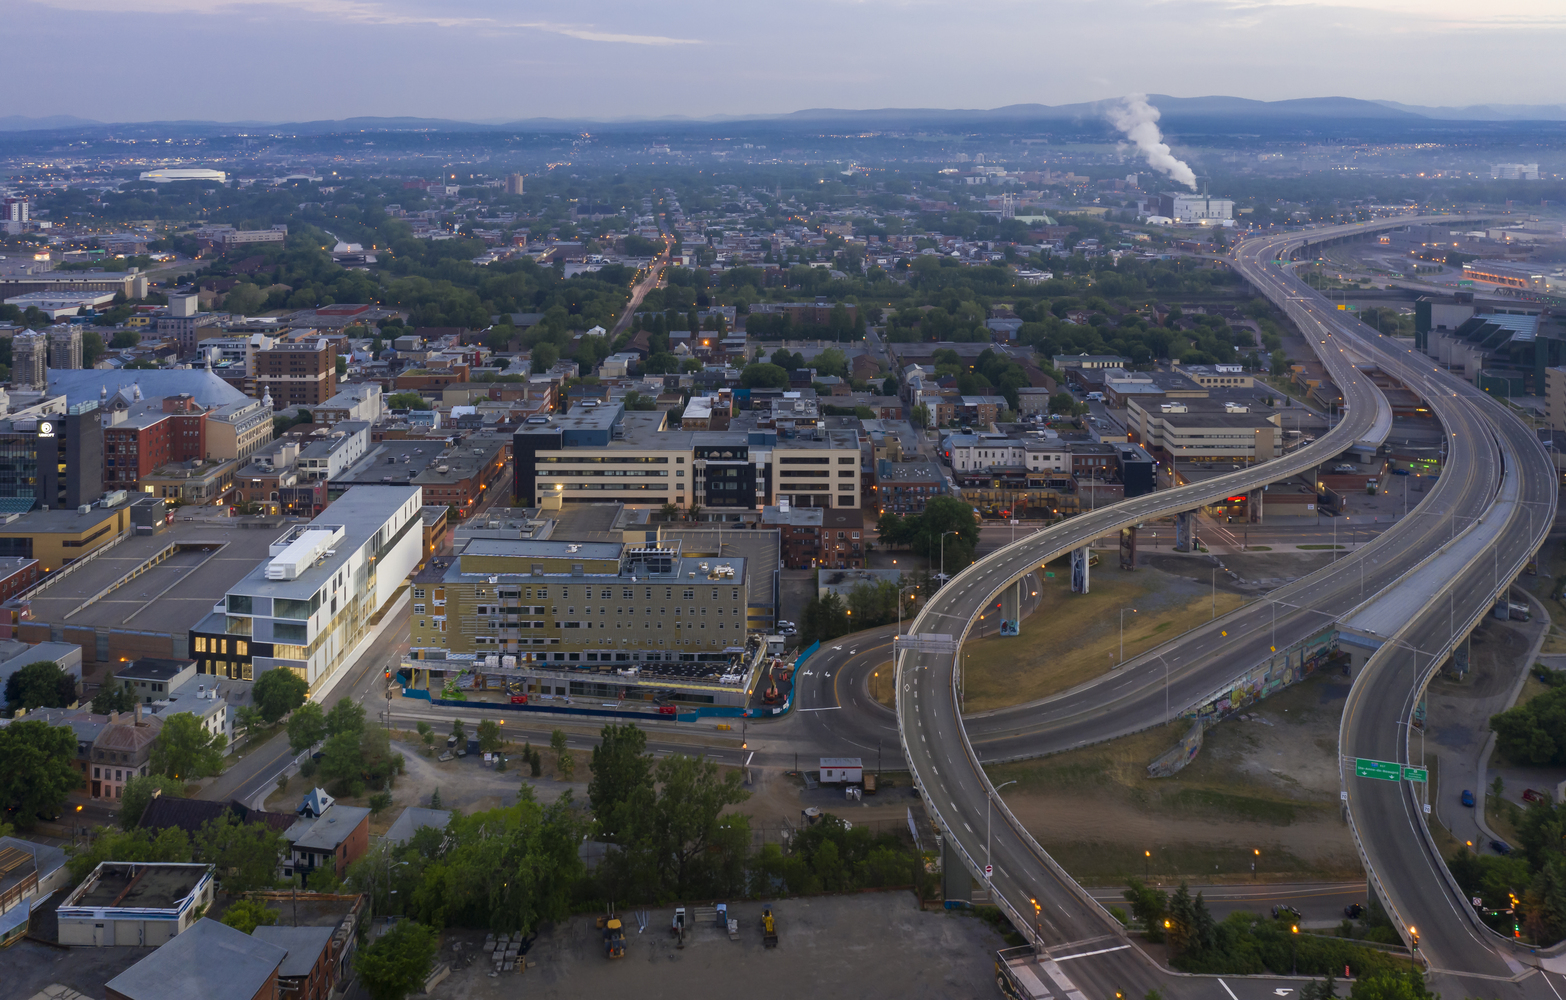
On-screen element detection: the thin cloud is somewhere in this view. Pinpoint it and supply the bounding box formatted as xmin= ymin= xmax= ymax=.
xmin=26 ymin=0 xmax=703 ymax=44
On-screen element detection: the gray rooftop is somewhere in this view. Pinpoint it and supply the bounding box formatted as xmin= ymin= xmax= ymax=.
xmin=231 ymin=486 xmax=421 ymax=602
xmin=49 ymin=369 xmax=251 ymax=408
xmin=461 ymin=537 xmax=624 ymax=561
xmin=251 ymin=923 xmax=336 ymax=978
xmin=20 ymin=520 xmax=282 ymax=635
xmin=382 ymin=806 xmax=453 ymax=846
xmin=286 ymin=804 xmax=372 ymax=851
xmin=105 ymin=918 xmax=286 ymax=1000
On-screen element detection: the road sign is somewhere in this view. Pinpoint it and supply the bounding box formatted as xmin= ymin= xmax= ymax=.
xmin=984 ymin=864 xmax=994 ymax=878
xmin=1402 ymin=766 xmax=1428 ymax=782
xmin=1355 ymin=758 xmax=1402 ymax=781
xmin=1459 ymin=280 xmax=1474 ymax=288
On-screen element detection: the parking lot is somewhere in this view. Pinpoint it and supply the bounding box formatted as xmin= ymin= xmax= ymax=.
xmin=426 ymin=892 xmax=1007 ymax=999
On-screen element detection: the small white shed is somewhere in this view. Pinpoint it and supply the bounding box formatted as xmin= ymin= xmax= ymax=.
xmin=819 ymin=757 xmax=863 ymax=784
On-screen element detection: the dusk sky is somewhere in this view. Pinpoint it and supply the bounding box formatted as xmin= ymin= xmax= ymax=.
xmin=11 ymin=0 xmax=1565 ymax=122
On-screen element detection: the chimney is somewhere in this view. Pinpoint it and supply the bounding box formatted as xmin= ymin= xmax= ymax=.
xmin=150 ymin=787 xmax=163 ymax=800
xmin=108 ymin=710 xmax=119 ymax=725
xmin=133 ymin=703 xmax=142 ymax=725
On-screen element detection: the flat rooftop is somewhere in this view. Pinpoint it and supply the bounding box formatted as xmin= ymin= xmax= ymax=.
xmin=462 ymin=538 xmax=624 ymax=560
xmin=20 ymin=520 xmax=283 ymax=634
xmin=71 ymin=862 xmax=206 ymax=910
xmin=0 ymin=505 xmax=121 ymax=536
xmin=230 ymin=486 xmax=420 ymax=602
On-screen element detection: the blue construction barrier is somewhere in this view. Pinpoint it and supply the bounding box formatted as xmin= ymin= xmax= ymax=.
xmin=794 ymin=640 xmax=821 ymax=667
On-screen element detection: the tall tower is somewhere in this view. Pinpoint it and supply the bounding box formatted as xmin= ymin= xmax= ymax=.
xmin=12 ymin=332 xmax=47 ymax=389
xmin=505 ymin=173 xmax=525 ymax=196
xmin=48 ymin=326 xmax=83 ymax=370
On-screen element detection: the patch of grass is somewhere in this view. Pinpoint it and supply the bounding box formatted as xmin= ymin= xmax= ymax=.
xmin=1162 ymin=788 xmax=1302 ymax=825
xmin=869 ymin=664 xmax=895 ymax=708
xmin=962 ymin=562 xmax=1249 ymax=712
xmin=1046 ymin=841 xmax=1344 ymax=885
xmin=1242 ymin=545 xmax=1274 ymax=551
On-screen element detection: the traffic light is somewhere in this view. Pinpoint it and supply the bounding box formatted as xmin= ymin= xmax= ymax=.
xmin=1409 ymin=926 xmax=1419 ymax=950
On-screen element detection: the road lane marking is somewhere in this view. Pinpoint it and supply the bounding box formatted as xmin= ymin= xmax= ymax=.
xmin=1218 ymin=980 xmax=1240 ymax=1000
xmin=1051 ymin=944 xmax=1130 ymax=961
xmin=797 ymin=707 xmax=841 ymax=712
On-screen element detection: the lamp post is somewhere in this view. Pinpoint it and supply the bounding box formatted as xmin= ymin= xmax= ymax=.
xmin=940 ymin=529 xmax=957 ymax=585
xmin=1119 ymin=608 xmax=1137 ymax=665
xmin=987 ymin=779 xmax=1018 ymax=875
xmin=1030 ymin=897 xmax=1042 ymax=957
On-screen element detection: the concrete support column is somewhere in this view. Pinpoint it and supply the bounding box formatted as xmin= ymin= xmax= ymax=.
xmin=1451 ymin=635 xmax=1470 ymax=679
xmin=1174 ymin=511 xmax=1196 ymax=552
xmin=1249 ymin=488 xmax=1264 ymax=524
xmin=1070 ymin=546 xmax=1090 ymax=594
xmin=1000 ymin=578 xmax=1023 ymax=635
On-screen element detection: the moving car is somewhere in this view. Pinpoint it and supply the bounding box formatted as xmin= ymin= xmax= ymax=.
xmin=1271 ymin=904 xmax=1302 ymax=920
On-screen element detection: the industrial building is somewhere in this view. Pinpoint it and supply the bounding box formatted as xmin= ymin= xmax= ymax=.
xmin=58 ymin=861 xmax=214 ymax=946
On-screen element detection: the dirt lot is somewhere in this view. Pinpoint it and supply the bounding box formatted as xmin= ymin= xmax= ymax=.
xmin=425 ymin=893 xmax=1006 ymax=1000
xmin=962 ymin=556 xmax=1251 ymax=711
xmin=986 ymin=669 xmax=1362 ymax=885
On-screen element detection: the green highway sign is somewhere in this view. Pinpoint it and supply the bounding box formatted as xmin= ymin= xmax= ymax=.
xmin=1403 ymin=766 xmax=1428 ymax=782
xmin=1355 ymin=758 xmax=1402 ymax=781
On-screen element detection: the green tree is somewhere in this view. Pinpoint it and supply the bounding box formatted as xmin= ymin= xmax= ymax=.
xmin=416 ymin=721 xmax=435 ymax=756
xmin=235 ymin=705 xmax=263 ymax=744
xmin=550 ymin=729 xmax=573 ymax=781
xmin=4 ymin=660 xmax=77 ymax=713
xmin=588 ymin=723 xmax=653 ymax=842
xmin=325 ymin=697 xmax=366 ymax=737
xmin=530 ymin=342 xmax=560 ymax=373
xmin=385 ymin=391 xmax=431 ymax=410
xmin=91 ymin=672 xmax=135 ymax=715
xmin=910 ymin=403 xmax=931 ymax=428
xmin=1347 ymin=969 xmax=1436 ymax=1000
xmin=109 ymin=330 xmax=141 ymax=349
xmin=356 ymin=919 xmax=439 ymax=1000
xmin=605 ymin=753 xmax=750 ymax=901
xmin=149 ymin=712 xmax=226 ymax=780
xmin=67 ymin=825 xmax=190 ymax=883
xmin=740 ymin=362 xmax=790 ymax=389
xmin=0 ymin=720 xmax=83 ymax=825
xmin=119 ymin=774 xmax=184 ymax=830
xmin=252 ymin=669 xmax=309 ymax=724
xmin=477 ymin=718 xmax=502 ymax=753
xmin=1123 ymin=877 xmax=1169 ymax=943
xmin=195 ymin=812 xmax=285 ymax=893
xmin=223 ymin=283 xmax=267 ymax=315
xmin=287 ymin=702 xmax=327 ymax=753
xmin=814 ymin=347 xmax=849 ymax=377
xmin=221 ymin=897 xmax=278 ymax=935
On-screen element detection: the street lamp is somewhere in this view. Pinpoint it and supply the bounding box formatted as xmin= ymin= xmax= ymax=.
xmin=1030 ymin=897 xmax=1042 ymax=957
xmin=1119 ymin=608 xmax=1137 ymax=664
xmin=939 ymin=529 xmax=958 ymax=584
xmin=987 ymin=779 xmax=1018 ymax=875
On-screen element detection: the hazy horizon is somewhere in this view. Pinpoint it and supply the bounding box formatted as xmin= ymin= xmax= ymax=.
xmin=10 ymin=0 xmax=1565 ymax=123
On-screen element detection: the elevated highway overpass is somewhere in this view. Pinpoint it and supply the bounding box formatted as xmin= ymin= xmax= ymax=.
xmin=891 ymin=215 xmax=1558 ymax=997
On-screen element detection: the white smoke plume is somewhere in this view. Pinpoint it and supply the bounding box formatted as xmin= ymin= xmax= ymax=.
xmin=1108 ymin=94 xmax=1197 ymax=190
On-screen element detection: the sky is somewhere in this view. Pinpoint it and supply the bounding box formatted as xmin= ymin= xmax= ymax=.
xmin=11 ymin=0 xmax=1566 ymax=122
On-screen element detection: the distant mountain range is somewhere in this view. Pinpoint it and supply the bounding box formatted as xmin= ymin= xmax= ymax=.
xmin=4 ymin=96 xmax=1566 ymax=134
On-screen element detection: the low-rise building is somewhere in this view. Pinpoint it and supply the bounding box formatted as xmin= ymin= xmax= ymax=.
xmin=874 ymin=459 xmax=948 ymax=514
xmin=58 ymin=861 xmax=214 ymax=946
xmin=105 ymin=917 xmax=284 ymax=1000
xmin=0 ymin=836 xmax=68 ymax=946
xmin=1127 ymin=399 xmax=1283 ymax=464
xmin=314 ymin=383 xmax=383 ymax=426
xmin=283 ymin=788 xmax=371 ymax=885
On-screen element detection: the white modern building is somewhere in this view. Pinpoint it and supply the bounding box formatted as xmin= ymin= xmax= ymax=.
xmin=1160 ymin=192 xmax=1234 ymax=224
xmin=189 ymin=486 xmax=423 ymax=692
xmin=139 ymin=168 xmax=228 ymax=184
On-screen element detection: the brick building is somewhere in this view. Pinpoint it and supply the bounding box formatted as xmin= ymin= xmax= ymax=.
xmin=256 ymin=336 xmax=337 ymax=408
xmin=103 ymin=394 xmax=210 ymax=492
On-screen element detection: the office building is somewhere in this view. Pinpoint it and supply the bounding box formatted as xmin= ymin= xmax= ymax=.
xmin=314 ymin=383 xmax=383 ymax=425
xmin=505 ymin=173 xmax=525 ymax=195
xmin=190 ymin=486 xmax=423 ymax=687
xmin=1492 ymin=163 xmax=1540 ymax=181
xmin=11 ymin=332 xmax=46 ymax=389
xmin=408 ymin=536 xmax=746 ymax=663
xmin=1127 ymin=399 xmax=1282 ymax=464
xmin=256 ymin=335 xmax=338 ymax=408
xmin=0 ymin=400 xmax=104 ymax=512
xmin=2 ymin=195 xmax=28 ymax=223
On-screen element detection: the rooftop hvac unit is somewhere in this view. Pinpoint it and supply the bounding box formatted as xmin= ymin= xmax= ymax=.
xmin=265 ymin=525 xmax=346 ymax=580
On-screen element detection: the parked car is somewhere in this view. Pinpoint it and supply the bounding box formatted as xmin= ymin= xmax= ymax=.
xmin=1343 ymin=903 xmax=1364 ymax=919
xmin=1522 ymin=788 xmax=1549 ymax=804
xmin=1461 ymin=789 xmax=1475 ymax=807
xmin=1491 ymin=839 xmax=1513 ymax=856
xmin=1271 ymin=904 xmax=1302 ymax=920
